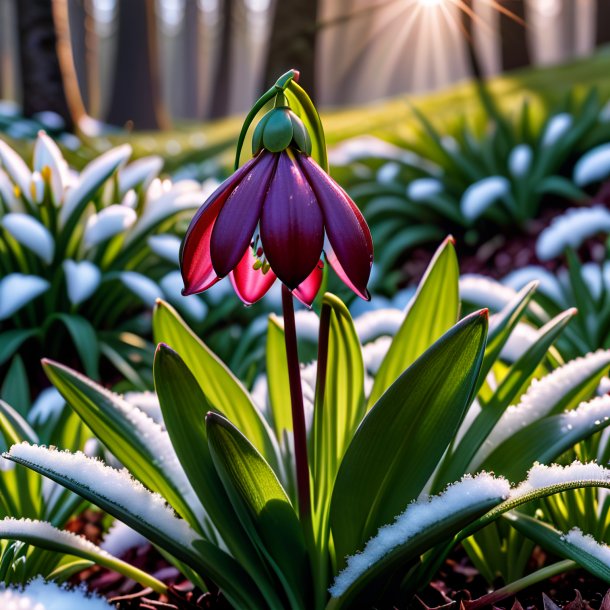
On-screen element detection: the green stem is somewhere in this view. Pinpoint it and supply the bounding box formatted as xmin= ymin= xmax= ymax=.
xmin=466 ymin=560 xmax=576 ymax=609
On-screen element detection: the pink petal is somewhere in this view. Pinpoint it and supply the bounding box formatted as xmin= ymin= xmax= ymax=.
xmin=260 ymin=151 xmax=324 ymax=289
xmin=181 ymin=157 xmax=258 ymax=295
xmin=297 ymin=153 xmax=373 ymax=300
xmin=229 ymin=247 xmax=277 ymax=305
xmin=211 ymin=152 xmax=277 ymax=277
xmin=293 ymin=261 xmax=323 ymax=307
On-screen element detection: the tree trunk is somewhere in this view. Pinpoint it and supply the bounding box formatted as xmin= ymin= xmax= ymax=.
xmin=182 ymin=0 xmax=202 ymax=118
xmin=596 ymin=0 xmax=610 ymax=46
xmin=105 ymin=0 xmax=170 ymax=130
xmin=460 ymin=0 xmax=483 ymax=80
xmin=15 ymin=0 xmax=73 ymax=128
xmin=208 ymin=0 xmax=233 ymax=119
xmin=264 ymin=0 xmax=318 ymax=99
xmin=498 ymin=0 xmax=530 ymax=72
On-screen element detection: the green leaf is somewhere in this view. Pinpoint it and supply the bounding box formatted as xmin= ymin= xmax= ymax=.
xmin=0 ymin=518 xmax=167 ymax=593
xmin=153 ymin=344 xmax=283 ymax=608
xmin=440 ymin=307 xmax=576 ymax=486
xmin=153 ymin=300 xmax=279 ymax=471
xmin=330 ymin=310 xmax=488 ymax=564
xmin=207 ymin=412 xmax=310 ymax=610
xmin=266 ymin=315 xmax=292 ymax=441
xmin=505 ymin=512 xmax=610 ymax=583
xmin=368 ymin=237 xmax=459 ymax=406
xmin=0 ymin=400 xmax=38 ymax=447
xmin=5 ymin=446 xmax=265 ymax=610
xmin=535 ymin=176 xmax=587 ymax=200
xmin=46 ymin=314 xmax=100 ymax=379
xmin=42 ymin=359 xmax=205 ymax=533
xmin=1 ymin=356 xmax=30 ymax=417
xmin=0 ymin=329 xmax=37 ymax=366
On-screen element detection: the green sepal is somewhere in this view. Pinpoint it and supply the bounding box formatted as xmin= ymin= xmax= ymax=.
xmin=262 ymin=109 xmax=295 ymax=153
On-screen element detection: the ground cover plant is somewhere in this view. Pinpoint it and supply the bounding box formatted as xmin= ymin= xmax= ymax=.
xmin=3 ymin=73 xmax=610 ymax=609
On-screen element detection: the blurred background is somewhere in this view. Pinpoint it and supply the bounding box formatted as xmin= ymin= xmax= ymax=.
xmin=1 ymin=0 xmax=609 ymax=132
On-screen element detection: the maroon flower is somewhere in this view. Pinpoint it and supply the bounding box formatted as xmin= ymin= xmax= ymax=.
xmin=180 ymin=147 xmax=373 ymax=306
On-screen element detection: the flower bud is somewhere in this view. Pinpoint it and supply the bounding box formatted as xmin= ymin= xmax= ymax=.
xmin=252 ymin=107 xmax=312 ymax=155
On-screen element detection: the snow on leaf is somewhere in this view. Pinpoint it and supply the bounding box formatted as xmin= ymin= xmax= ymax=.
xmin=329 ymin=473 xmax=510 ymax=597
xmin=508 ymin=144 xmax=533 ymax=177
xmin=461 ymin=176 xmax=510 ymax=221
xmin=407 ymin=177 xmax=443 ymax=201
xmin=574 ymin=143 xmax=610 ymax=186
xmin=541 ymin=113 xmax=573 ymax=148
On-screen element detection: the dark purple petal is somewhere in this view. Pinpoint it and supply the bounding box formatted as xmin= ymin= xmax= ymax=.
xmin=297 ymin=153 xmax=373 ymax=300
xmin=210 ymin=152 xmax=277 ymax=277
xmin=229 ymin=247 xmax=277 ymax=305
xmin=260 ymin=151 xmax=324 ymax=289
xmin=180 ymin=156 xmax=258 ymax=295
xmin=293 ymin=260 xmax=323 ymax=307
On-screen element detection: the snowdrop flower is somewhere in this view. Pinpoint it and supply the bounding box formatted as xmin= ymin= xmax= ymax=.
xmin=160 ymin=271 xmax=208 ymax=322
xmin=29 ymin=170 xmax=44 ymax=203
xmin=441 ymin=135 xmax=459 ymax=153
xmin=0 ymin=274 xmax=50 ymax=319
xmin=28 ymin=387 xmax=65 ymax=426
xmin=574 ymin=143 xmax=610 ymax=186
xmin=0 ymin=577 xmax=113 ymax=610
xmin=121 ymin=188 xmax=138 ymax=209
xmin=60 ymin=144 xmax=132 ymax=227
xmin=407 ymin=177 xmax=443 ymax=201
xmin=83 ymin=204 xmax=137 ymax=249
xmin=2 ymin=214 xmax=54 ymax=264
xmin=34 ymin=130 xmax=69 ymax=205
xmin=63 ymin=260 xmax=101 ymax=305
xmin=376 ymin=162 xmax=401 ymax=184
xmin=0 ymin=168 xmax=23 ymax=212
xmin=542 ymin=113 xmax=572 ymax=147
xmin=508 ymin=144 xmax=533 ymax=177
xmin=536 ymin=206 xmax=610 ymax=261
xmin=461 ymin=176 xmax=510 ymax=221
xmin=120 ymin=271 xmax=162 ymax=307
xmin=0 ymin=138 xmax=32 ymax=200
xmin=148 ymin=234 xmax=181 ymax=264
xmin=118 ymin=155 xmax=163 ymax=195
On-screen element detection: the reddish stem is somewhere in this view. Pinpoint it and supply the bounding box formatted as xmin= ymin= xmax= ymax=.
xmin=281 ymin=284 xmax=311 ymax=518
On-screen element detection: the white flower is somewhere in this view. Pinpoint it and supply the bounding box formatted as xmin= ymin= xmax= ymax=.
xmin=120 ymin=271 xmax=162 ymax=307
xmin=30 ymin=171 xmax=44 ymax=203
xmin=63 ymin=260 xmax=102 ymax=305
xmin=83 ymin=204 xmax=137 ymax=249
xmin=441 ymin=135 xmax=459 ymax=153
xmin=0 ymin=168 xmax=23 ymax=212
xmin=461 ymin=176 xmax=510 ymax=221
xmin=508 ymin=144 xmax=533 ymax=177
xmin=376 ymin=162 xmax=401 ymax=184
xmin=536 ymin=206 xmax=610 ymax=261
xmin=160 ymin=271 xmax=207 ymax=322
xmin=0 ymin=274 xmax=50 ymax=319
xmin=119 ymin=155 xmax=163 ymax=195
xmin=33 ymin=131 xmax=69 ymax=205
xmin=407 ymin=177 xmax=443 ymax=201
xmin=28 ymin=387 xmax=65 ymax=426
xmin=60 ymin=144 xmax=132 ymax=227
xmin=542 ymin=113 xmax=573 ymax=147
xmin=574 ymin=143 xmax=610 ymax=186
xmin=148 ymin=234 xmax=181 ymax=264
xmin=0 ymin=138 xmax=32 ymax=201
xmin=2 ymin=213 xmax=54 ymax=264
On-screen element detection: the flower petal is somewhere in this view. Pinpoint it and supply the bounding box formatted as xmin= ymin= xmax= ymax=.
xmin=0 ymin=274 xmax=50 ymax=320
xmin=180 ymin=157 xmax=257 ymax=295
xmin=63 ymin=260 xmax=101 ymax=305
xmin=2 ymin=213 xmax=55 ymax=264
xmin=229 ymin=247 xmax=277 ymax=305
xmin=260 ymin=151 xmax=324 ymax=288
xmin=297 ymin=153 xmax=372 ymax=299
xmin=83 ymin=204 xmax=137 ymax=249
xmin=293 ymin=261 xmax=323 ymax=307
xmin=210 ymin=152 xmax=277 ymax=277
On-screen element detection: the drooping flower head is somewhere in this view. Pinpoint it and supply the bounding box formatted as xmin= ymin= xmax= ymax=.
xmin=180 ymin=71 xmax=373 ymax=306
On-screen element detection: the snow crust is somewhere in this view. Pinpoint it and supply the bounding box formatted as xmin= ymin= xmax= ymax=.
xmin=0 ymin=577 xmax=112 ymax=610
xmin=101 ymin=520 xmax=148 ymax=557
xmin=562 ymin=527 xmax=610 ymax=565
xmin=511 ymin=462 xmax=610 ymax=498
xmin=460 ymin=176 xmax=510 ymax=221
xmin=459 ymin=274 xmax=517 ymax=311
xmin=482 ymin=350 xmax=610 ymax=453
xmin=7 ymin=443 xmax=199 ymax=549
xmin=329 ymin=473 xmax=509 ymax=597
